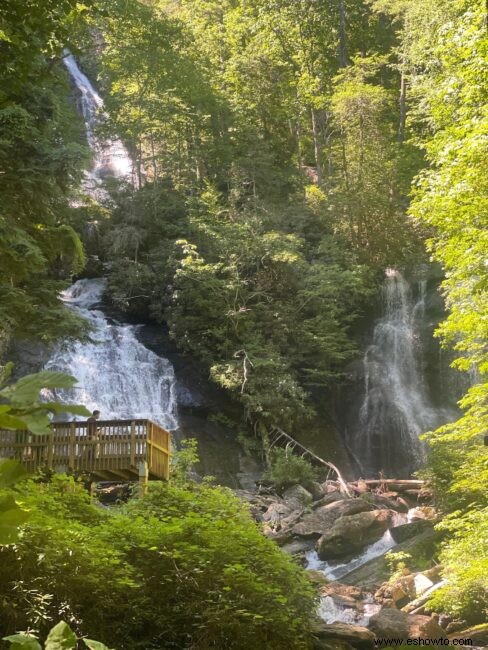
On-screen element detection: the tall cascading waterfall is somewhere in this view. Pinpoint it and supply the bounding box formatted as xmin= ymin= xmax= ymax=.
xmin=63 ymin=53 xmax=134 ymax=188
xmin=43 ymin=55 xmax=178 ymax=430
xmin=350 ymin=269 xmax=451 ymax=477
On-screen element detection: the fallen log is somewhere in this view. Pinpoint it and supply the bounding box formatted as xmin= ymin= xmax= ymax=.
xmin=364 ymin=479 xmax=425 ymax=491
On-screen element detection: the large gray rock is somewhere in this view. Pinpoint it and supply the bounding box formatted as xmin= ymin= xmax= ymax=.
xmin=368 ymin=608 xmax=410 ymax=639
xmin=310 ymin=620 xmax=375 ymax=650
xmin=409 ymin=615 xmax=446 ymax=639
xmin=312 ymin=492 xmax=348 ymax=510
xmin=368 ymin=608 xmax=446 ymax=640
xmin=390 ymin=519 xmax=432 ymax=543
xmin=304 ymin=480 xmax=326 ymax=501
xmin=317 ymin=510 xmax=393 ymax=560
xmin=293 ymin=499 xmax=375 ymax=538
xmin=283 ymin=484 xmax=314 ymax=505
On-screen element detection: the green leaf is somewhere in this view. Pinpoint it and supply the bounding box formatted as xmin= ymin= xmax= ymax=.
xmin=44 ymin=403 xmax=91 ymax=417
xmin=0 ymin=371 xmax=78 ymax=405
xmin=0 ymin=413 xmax=29 ymax=430
xmin=20 ymin=412 xmax=52 ymax=436
xmin=84 ymin=640 xmax=113 ymax=650
xmin=0 ymin=494 xmax=29 ymax=544
xmin=0 ymin=459 xmax=28 ymax=487
xmin=45 ymin=622 xmax=77 ymax=650
xmin=2 ymin=633 xmax=42 ymax=650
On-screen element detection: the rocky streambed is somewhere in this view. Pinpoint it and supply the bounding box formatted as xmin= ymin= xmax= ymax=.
xmin=235 ymin=479 xmax=484 ymax=649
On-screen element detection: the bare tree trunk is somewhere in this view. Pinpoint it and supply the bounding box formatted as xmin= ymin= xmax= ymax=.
xmin=398 ymin=71 xmax=407 ymax=142
xmin=338 ymin=0 xmax=348 ymax=68
xmin=311 ymin=107 xmax=323 ymax=185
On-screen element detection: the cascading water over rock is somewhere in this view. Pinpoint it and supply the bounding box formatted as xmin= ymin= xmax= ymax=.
xmin=43 ymin=55 xmax=177 ymax=429
xmin=63 ymin=53 xmax=135 ymax=192
xmin=45 ymin=279 xmax=178 ymax=429
xmin=349 ymin=269 xmax=452 ymax=477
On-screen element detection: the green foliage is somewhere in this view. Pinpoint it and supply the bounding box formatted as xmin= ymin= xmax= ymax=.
xmin=3 ymin=620 xmax=112 ymax=650
xmin=0 ymin=475 xmax=316 ymax=649
xmin=170 ymin=437 xmax=199 ymax=486
xmin=265 ymin=449 xmax=318 ymax=491
xmin=429 ymin=508 xmax=488 ymax=623
xmin=402 ymin=0 xmax=488 ymax=622
xmin=385 ymin=550 xmax=412 ymax=581
xmin=83 ymin=0 xmax=423 ymax=435
xmin=0 ymin=0 xmax=95 ymax=352
xmin=0 ymin=369 xmax=89 ymax=545
xmin=0 ymin=369 xmax=90 ymax=436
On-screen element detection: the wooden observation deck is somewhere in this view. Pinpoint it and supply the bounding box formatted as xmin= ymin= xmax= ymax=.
xmin=0 ymin=419 xmax=171 ymax=482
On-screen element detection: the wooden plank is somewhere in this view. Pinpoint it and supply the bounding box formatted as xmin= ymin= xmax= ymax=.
xmin=69 ymin=422 xmax=76 ymax=469
xmin=130 ymin=421 xmax=136 ymax=466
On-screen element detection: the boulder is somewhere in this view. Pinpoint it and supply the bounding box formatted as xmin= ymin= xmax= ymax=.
xmin=312 ymin=492 xmax=348 ymax=510
xmin=368 ymin=608 xmax=409 ymax=639
xmin=409 ymin=506 xmax=437 ymax=521
xmin=317 ymin=510 xmax=393 ymax=560
xmin=262 ymin=498 xmax=304 ymax=544
xmin=283 ymin=484 xmax=314 ymax=505
xmin=368 ymin=609 xmax=446 ymax=641
xmin=310 ymin=619 xmax=375 ymax=650
xmin=321 ymin=582 xmax=363 ymax=609
xmin=445 ymin=620 xmax=468 ymax=634
xmin=409 ymin=614 xmax=446 ymax=639
xmin=281 ymin=538 xmax=316 ymax=554
xmin=390 ymin=519 xmax=432 ymax=543
xmin=372 ymin=493 xmax=408 ymax=513
xmin=304 ymin=480 xmax=326 ymax=501
xmin=308 ymin=570 xmax=330 ymax=587
xmin=293 ymin=499 xmax=375 ymax=538
xmin=375 ymin=575 xmax=416 ymax=608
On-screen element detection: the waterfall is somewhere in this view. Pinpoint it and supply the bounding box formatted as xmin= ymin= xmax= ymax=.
xmin=44 ymin=279 xmax=178 ymax=429
xmin=63 ymin=53 xmax=135 ymax=191
xmin=42 ymin=55 xmax=178 ymax=430
xmin=351 ymin=269 xmax=447 ymax=476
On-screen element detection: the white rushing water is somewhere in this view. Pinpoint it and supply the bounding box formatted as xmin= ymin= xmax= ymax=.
xmin=352 ymin=269 xmax=451 ymax=475
xmin=306 ymin=529 xmax=397 ymax=581
xmin=308 ymin=531 xmax=395 ymax=625
xmin=43 ymin=56 xmax=177 ymax=429
xmin=45 ymin=279 xmax=178 ymax=430
xmin=63 ymin=53 xmax=135 ymax=191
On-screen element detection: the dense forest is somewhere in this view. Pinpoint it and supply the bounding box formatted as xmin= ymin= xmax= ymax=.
xmin=0 ymin=0 xmax=487 ymax=647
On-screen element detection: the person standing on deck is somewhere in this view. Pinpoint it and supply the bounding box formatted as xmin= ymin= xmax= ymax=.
xmin=86 ymin=410 xmax=101 ymax=459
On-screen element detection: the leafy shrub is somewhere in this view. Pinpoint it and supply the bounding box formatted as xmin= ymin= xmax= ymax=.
xmin=265 ymin=449 xmax=318 ymax=491
xmin=0 ymin=475 xmax=316 ymax=649
xmin=428 ymin=508 xmax=488 ymax=624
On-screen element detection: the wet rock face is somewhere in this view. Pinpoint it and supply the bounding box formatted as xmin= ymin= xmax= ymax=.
xmin=292 ymin=498 xmax=375 ymax=539
xmin=310 ymin=620 xmax=375 ymax=650
xmin=367 ymin=609 xmax=446 ymax=641
xmin=368 ymin=608 xmax=410 ymax=639
xmin=317 ymin=510 xmax=394 ymax=560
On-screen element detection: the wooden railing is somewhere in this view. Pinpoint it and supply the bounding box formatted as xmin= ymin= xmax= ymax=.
xmin=0 ymin=419 xmax=171 ymax=481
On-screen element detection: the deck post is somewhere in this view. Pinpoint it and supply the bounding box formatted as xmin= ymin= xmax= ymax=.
xmin=138 ymin=460 xmax=149 ymax=496
xmin=47 ymin=433 xmax=53 ymax=470
xmin=130 ymin=421 xmax=136 ymax=466
xmin=69 ymin=422 xmax=75 ymax=470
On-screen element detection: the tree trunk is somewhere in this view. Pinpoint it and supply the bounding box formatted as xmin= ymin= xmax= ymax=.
xmin=398 ymin=71 xmax=407 ymax=142
xmin=311 ymin=107 xmax=323 ymax=185
xmin=338 ymin=0 xmax=348 ymax=68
